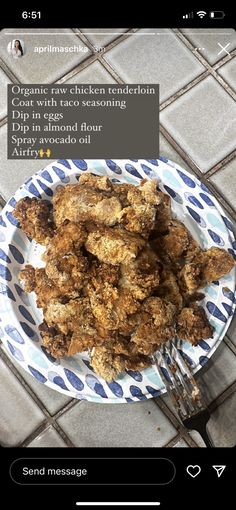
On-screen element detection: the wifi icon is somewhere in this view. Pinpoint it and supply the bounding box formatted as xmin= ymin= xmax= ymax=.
xmin=197 ymin=10 xmax=207 ymax=18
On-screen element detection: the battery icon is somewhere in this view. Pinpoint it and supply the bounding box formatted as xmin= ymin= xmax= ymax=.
xmin=210 ymin=11 xmax=225 ymax=19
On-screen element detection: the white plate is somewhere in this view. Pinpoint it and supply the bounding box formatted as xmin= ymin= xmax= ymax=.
xmin=0 ymin=158 xmax=235 ymax=403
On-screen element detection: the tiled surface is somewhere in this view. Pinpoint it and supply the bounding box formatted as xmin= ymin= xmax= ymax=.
xmin=217 ymin=56 xmax=236 ymax=92
xmin=0 ymin=124 xmax=54 ymax=200
xmin=0 ymin=29 xmax=91 ymax=83
xmin=181 ymin=29 xmax=236 ymax=65
xmin=80 ymin=28 xmax=128 ymax=47
xmin=208 ymin=392 xmax=236 ymax=447
xmin=0 ymin=357 xmax=44 ymax=446
xmin=0 ymin=27 xmax=236 ymax=448
xmin=1 ymin=344 xmax=72 ymax=415
xmin=210 ymin=158 xmax=236 ymax=212
xmin=0 ymin=67 xmax=11 ymax=119
xmin=228 ymin=313 xmax=236 ymax=347
xmin=58 ymin=400 xmax=177 ymax=447
xmin=65 ymin=61 xmax=116 ymax=84
xmin=27 ymin=426 xmax=67 ymax=447
xmin=196 ymin=342 xmax=236 ymax=404
xmin=104 ymin=29 xmax=205 ymax=102
xmin=161 ymin=76 xmax=236 ymax=173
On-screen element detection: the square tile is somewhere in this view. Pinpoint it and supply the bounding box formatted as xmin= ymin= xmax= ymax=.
xmin=208 ymin=391 xmax=236 ymax=447
xmin=27 ymin=426 xmax=67 ymax=447
xmin=159 ymin=132 xmax=196 ymax=174
xmin=0 ymin=357 xmax=44 ymax=446
xmin=58 ymin=400 xmax=177 ymax=447
xmin=80 ymin=29 xmax=128 ymax=48
xmin=196 ymin=341 xmax=236 ymax=404
xmin=181 ymin=29 xmax=236 ymax=65
xmin=217 ymin=57 xmax=236 ymax=92
xmin=0 ymin=67 xmax=11 ymax=120
xmin=210 ymin=158 xmax=236 ymax=212
xmin=0 ymin=344 xmax=72 ymax=415
xmin=104 ymin=29 xmax=205 ymax=102
xmin=0 ymin=124 xmax=54 ymax=200
xmin=65 ymin=61 xmax=116 ymax=84
xmin=161 ymin=76 xmax=236 ymax=172
xmin=0 ymin=29 xmax=91 ymax=83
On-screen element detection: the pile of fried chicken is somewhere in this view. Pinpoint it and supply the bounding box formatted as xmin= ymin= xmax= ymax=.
xmin=13 ymin=174 xmax=235 ymax=382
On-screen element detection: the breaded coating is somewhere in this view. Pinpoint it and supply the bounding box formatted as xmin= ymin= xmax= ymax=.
xmin=91 ymin=346 xmax=126 ymax=382
xmin=131 ymin=297 xmax=176 ymax=354
xmin=53 ymin=183 xmax=122 ymax=227
xmin=139 ymin=179 xmax=162 ymax=205
xmin=177 ymin=305 xmax=214 ymax=345
xmin=153 ymin=193 xmax=171 ymax=233
xmin=44 ymin=221 xmax=87 ymax=260
xmin=45 ymin=252 xmax=89 ymax=293
xmin=19 ymin=264 xmax=36 ymax=292
xmin=202 ymin=247 xmax=235 ymax=283
xmin=154 ymin=268 xmax=183 ymax=310
xmin=85 ymin=226 xmax=145 ymax=265
xmin=78 ymin=173 xmax=112 ymax=191
xmin=119 ymin=203 xmax=156 ymax=236
xmin=179 ymin=262 xmax=204 ymax=295
xmin=111 ymin=183 xmax=133 ymax=207
xmin=39 ymin=323 xmax=71 ymax=358
xmin=119 ymin=247 xmax=161 ymax=300
xmin=13 ymin=197 xmax=54 ymax=244
xmin=154 ymin=220 xmax=199 ymax=264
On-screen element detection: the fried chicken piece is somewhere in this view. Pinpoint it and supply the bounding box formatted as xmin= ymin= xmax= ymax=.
xmin=19 ymin=266 xmax=67 ymax=308
xmin=13 ymin=197 xmax=54 ymax=244
xmin=45 ymin=252 xmax=89 ymax=293
xmin=119 ymin=203 xmax=156 ymax=236
xmin=111 ymin=183 xmax=134 ymax=207
xmin=177 ymin=305 xmax=214 ymax=345
xmin=119 ymin=247 xmax=161 ymax=300
xmin=179 ymin=247 xmax=235 ymax=296
xmin=131 ymin=297 xmax=176 ymax=354
xmin=125 ymin=354 xmax=151 ymax=371
xmin=139 ymin=179 xmax=162 ymax=205
xmin=201 ymin=247 xmax=235 ymax=282
xmin=153 ymin=220 xmax=200 ymax=264
xmin=89 ymin=260 xmax=120 ymax=287
xmin=85 ymin=226 xmax=145 ymax=265
xmin=44 ymin=221 xmax=87 ymax=260
xmin=178 ymin=262 xmax=204 ymax=295
xmin=53 ymin=183 xmax=122 ymax=227
xmin=39 ymin=323 xmax=71 ymax=358
xmin=18 ymin=264 xmax=36 ymax=292
xmin=154 ymin=268 xmax=183 ymax=310
xmin=90 ymin=346 xmax=126 ymax=382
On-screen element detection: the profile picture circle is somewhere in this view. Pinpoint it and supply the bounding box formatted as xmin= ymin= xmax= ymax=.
xmin=7 ymin=39 xmax=25 ymax=59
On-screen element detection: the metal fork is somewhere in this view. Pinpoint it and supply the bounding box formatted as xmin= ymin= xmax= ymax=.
xmin=152 ymin=342 xmax=214 ymax=447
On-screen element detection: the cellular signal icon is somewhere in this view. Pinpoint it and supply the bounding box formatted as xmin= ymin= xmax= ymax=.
xmin=197 ymin=10 xmax=207 ymax=18
xmin=183 ymin=12 xmax=194 ymax=19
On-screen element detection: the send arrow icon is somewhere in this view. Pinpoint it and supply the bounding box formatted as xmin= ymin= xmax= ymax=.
xmin=212 ymin=465 xmax=226 ymax=478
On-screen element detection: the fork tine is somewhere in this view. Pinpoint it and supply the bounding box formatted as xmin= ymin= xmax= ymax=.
xmin=153 ymin=351 xmax=193 ymax=417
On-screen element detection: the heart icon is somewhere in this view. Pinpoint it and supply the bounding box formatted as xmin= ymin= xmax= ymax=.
xmin=186 ymin=465 xmax=201 ymax=478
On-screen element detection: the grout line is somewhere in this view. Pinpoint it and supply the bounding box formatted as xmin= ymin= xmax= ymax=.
xmin=153 ymin=394 xmax=197 ymax=447
xmin=224 ymin=335 xmax=236 ymax=356
xmin=0 ymin=57 xmax=20 ymax=84
xmin=55 ymin=53 xmax=99 ymax=84
xmin=208 ymin=380 xmax=236 ymax=412
xmin=0 ymin=194 xmax=6 ymax=208
xmin=159 ymin=70 xmax=210 ymax=111
xmin=160 ymin=126 xmax=236 ymax=222
xmin=98 ymin=56 xmax=125 ymax=83
xmin=53 ymin=397 xmax=81 ymax=420
xmin=173 ymin=29 xmax=236 ymax=100
xmin=0 ymin=345 xmax=56 ymax=418
xmin=213 ymin=48 xmax=236 ymax=70
xmin=19 ymin=421 xmax=50 ymax=447
xmin=163 ymin=433 xmax=181 ymax=448
xmin=204 ymin=149 xmax=236 ymax=178
xmin=0 ymin=116 xmax=7 ymax=128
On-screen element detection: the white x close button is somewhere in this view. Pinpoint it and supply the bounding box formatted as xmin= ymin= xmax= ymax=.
xmin=217 ymin=42 xmax=231 ymax=56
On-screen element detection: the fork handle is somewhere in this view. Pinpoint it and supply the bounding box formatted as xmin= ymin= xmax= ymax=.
xmin=195 ymin=425 xmax=214 ymax=448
